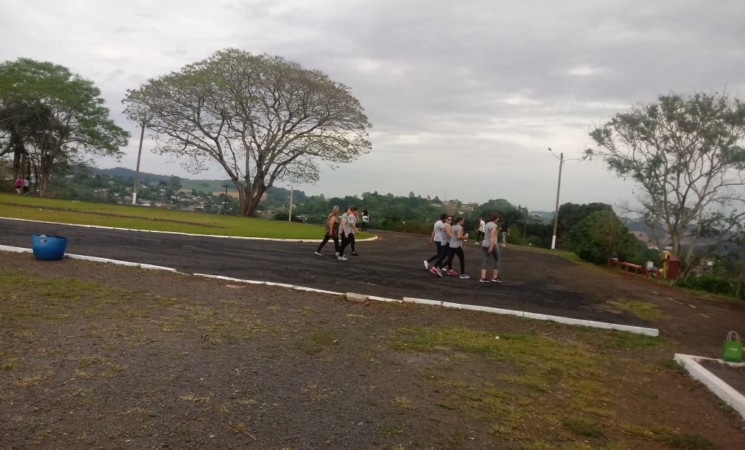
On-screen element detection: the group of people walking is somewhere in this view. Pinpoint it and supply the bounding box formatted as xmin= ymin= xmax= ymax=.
xmin=315 ymin=205 xmax=362 ymax=261
xmin=313 ymin=205 xmax=502 ymax=281
xmin=14 ymin=177 xmax=30 ymax=195
xmin=423 ymin=212 xmax=502 ymax=283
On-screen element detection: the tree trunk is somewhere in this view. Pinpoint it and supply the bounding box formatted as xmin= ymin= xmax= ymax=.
xmin=38 ymin=164 xmax=50 ymax=197
xmin=239 ymin=185 xmax=264 ymax=217
xmin=237 ymin=176 xmax=268 ymax=217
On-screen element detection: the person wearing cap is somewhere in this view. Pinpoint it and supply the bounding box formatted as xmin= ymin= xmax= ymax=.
xmin=315 ymin=205 xmax=341 ymax=257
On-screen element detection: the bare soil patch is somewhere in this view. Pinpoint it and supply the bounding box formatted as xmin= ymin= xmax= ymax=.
xmin=2 ymin=253 xmax=745 ymax=449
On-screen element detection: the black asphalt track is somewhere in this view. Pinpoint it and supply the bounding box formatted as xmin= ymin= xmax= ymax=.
xmin=0 ymin=218 xmax=646 ymax=327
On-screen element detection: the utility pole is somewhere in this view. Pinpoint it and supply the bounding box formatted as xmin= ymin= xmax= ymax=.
xmin=223 ymin=183 xmax=229 ymax=214
xmin=288 ymin=187 xmax=293 ymax=222
xmin=132 ymin=119 xmax=147 ymax=205
xmin=550 ymin=148 xmax=564 ymax=250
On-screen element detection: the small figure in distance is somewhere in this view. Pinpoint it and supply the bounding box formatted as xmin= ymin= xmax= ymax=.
xmin=361 ymin=208 xmax=369 ymax=232
xmin=476 ymin=215 xmax=485 ymax=245
xmin=14 ymin=176 xmax=23 ymax=194
xmin=349 ymin=207 xmax=360 ymax=256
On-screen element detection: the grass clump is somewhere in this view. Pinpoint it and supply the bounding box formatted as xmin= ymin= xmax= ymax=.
xmin=606 ymin=300 xmax=665 ymax=320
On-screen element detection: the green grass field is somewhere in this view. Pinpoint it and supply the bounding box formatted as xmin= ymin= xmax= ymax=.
xmin=0 ymin=193 xmax=328 ymax=239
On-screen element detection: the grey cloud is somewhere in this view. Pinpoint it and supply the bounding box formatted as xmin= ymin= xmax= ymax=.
xmin=1 ymin=0 xmax=743 ymax=210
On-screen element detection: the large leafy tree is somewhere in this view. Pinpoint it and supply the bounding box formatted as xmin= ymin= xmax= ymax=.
xmin=586 ymin=92 xmax=745 ymax=277
xmin=555 ymin=202 xmax=613 ymax=247
xmin=0 ymin=58 xmax=129 ymax=195
xmin=123 ymin=48 xmax=372 ymax=217
xmin=567 ymin=209 xmax=638 ymax=265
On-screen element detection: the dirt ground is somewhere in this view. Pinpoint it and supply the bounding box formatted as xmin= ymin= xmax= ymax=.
xmin=2 ymin=221 xmax=745 ymax=449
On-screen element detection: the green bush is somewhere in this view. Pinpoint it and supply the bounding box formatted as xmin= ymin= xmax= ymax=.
xmin=567 ymin=210 xmax=638 ymax=265
xmin=676 ymin=274 xmax=736 ymax=297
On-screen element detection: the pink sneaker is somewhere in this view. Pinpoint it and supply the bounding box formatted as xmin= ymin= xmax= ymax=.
xmin=446 ymin=269 xmax=458 ymax=276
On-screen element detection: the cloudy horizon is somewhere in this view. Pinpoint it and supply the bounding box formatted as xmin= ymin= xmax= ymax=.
xmin=2 ymin=0 xmax=743 ymax=211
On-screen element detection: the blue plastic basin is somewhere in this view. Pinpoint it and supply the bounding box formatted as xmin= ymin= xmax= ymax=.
xmin=31 ymin=235 xmax=68 ymax=261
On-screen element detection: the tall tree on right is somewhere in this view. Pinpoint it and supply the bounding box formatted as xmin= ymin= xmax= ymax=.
xmin=586 ymin=92 xmax=745 ymax=278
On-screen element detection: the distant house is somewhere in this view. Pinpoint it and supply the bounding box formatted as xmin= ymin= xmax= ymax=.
xmin=211 ymin=190 xmax=268 ymax=201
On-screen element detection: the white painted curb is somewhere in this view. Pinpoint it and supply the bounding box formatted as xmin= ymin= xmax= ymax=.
xmin=1 ymin=246 xmax=659 ymax=337
xmin=438 ymin=301 xmax=659 ymax=336
xmin=521 ymin=311 xmax=659 ymax=336
xmin=0 ymin=245 xmax=28 ymax=253
xmin=403 ymin=297 xmax=443 ymax=307
xmin=674 ymin=353 xmax=745 ymax=420
xmin=346 ymin=292 xmax=369 ymax=303
xmin=0 ymin=245 xmax=177 ymax=272
xmin=293 ymin=286 xmax=344 ymax=296
xmin=65 ymin=254 xmax=177 ymax=272
xmin=368 ymin=295 xmax=402 ymax=303
xmin=0 ymin=216 xmax=377 ymax=243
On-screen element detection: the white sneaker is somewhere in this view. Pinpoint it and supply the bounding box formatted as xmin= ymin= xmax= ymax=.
xmin=338 ymin=256 xmax=348 ymax=261
xmin=314 ymin=251 xmax=323 ymax=256
xmin=423 ymin=260 xmax=429 ymax=270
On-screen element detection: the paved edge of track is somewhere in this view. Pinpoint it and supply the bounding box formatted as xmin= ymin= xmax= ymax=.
xmin=1 ymin=244 xmax=659 ymax=337
xmin=674 ymin=354 xmax=745 ymax=421
xmin=0 ymin=216 xmax=377 ymax=243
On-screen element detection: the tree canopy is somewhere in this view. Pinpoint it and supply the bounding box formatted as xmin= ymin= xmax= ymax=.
xmin=0 ymin=58 xmax=129 ymax=195
xmin=122 ymin=48 xmax=372 ymax=216
xmin=586 ymin=92 xmax=745 ymax=277
xmin=567 ymin=209 xmax=638 ymax=265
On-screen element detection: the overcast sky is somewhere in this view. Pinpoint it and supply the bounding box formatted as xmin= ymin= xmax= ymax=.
xmin=2 ymin=0 xmax=744 ymax=211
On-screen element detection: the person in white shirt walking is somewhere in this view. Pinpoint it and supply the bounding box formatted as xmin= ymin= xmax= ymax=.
xmin=443 ymin=217 xmax=470 ymax=279
xmin=424 ymin=214 xmax=451 ymax=277
xmin=338 ymin=206 xmax=358 ymax=260
xmin=476 ymin=216 xmax=485 ymax=245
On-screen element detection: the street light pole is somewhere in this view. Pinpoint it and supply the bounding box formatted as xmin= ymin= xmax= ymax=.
xmin=550 ymin=148 xmax=564 ymax=250
xmin=223 ymin=183 xmax=229 ymax=214
xmin=132 ymin=119 xmax=147 ymax=205
xmin=288 ymin=187 xmax=293 ymax=222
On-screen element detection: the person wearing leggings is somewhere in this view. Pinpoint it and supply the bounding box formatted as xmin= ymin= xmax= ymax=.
xmin=444 ymin=217 xmax=469 ymax=279
xmin=425 ymin=214 xmax=450 ymax=276
xmin=480 ymin=212 xmax=502 ymax=283
xmin=315 ymin=206 xmax=340 ymax=256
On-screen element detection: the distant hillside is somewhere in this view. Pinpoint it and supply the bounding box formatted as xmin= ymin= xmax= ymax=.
xmin=96 ymin=167 xmax=232 ymax=193
xmin=96 ymin=167 xmax=172 ymax=183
